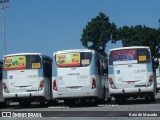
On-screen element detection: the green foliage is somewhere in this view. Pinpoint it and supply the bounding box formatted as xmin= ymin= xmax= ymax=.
xmin=118 ymin=25 xmax=160 ymax=57
xmin=80 ymin=12 xmax=118 ymax=56
xmin=81 ymin=13 xmax=160 ymax=58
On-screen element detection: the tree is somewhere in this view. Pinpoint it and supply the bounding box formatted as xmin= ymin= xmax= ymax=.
xmin=118 ymin=25 xmax=160 ymax=58
xmin=80 ymin=12 xmax=118 ymax=56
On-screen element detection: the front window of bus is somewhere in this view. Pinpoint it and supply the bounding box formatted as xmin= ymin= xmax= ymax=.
xmin=4 ymin=55 xmax=41 ymax=70
xmin=55 ymin=52 xmax=92 ymax=67
xmin=109 ymin=48 xmax=150 ymax=65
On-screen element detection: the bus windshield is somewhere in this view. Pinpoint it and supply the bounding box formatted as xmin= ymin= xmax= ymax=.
xmin=109 ymin=48 xmax=150 ymax=65
xmin=4 ymin=55 xmax=41 ymax=70
xmin=56 ymin=52 xmax=92 ymax=67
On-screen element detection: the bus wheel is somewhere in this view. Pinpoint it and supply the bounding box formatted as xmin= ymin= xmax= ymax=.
xmin=1 ymin=99 xmax=10 ymax=108
xmin=81 ymin=99 xmax=87 ymax=105
xmin=19 ymin=101 xmax=31 ymax=107
xmin=40 ymin=102 xmax=46 ymax=107
xmin=4 ymin=99 xmax=10 ymax=107
xmin=145 ymin=97 xmax=150 ymax=102
xmin=150 ymin=94 xmax=155 ymax=103
xmin=115 ymin=97 xmax=124 ymax=104
xmin=47 ymin=100 xmax=57 ymax=106
xmin=64 ymin=100 xmax=75 ymax=106
xmin=93 ymin=99 xmax=98 ymax=106
xmin=99 ymin=89 xmax=106 ymax=104
xmin=107 ymin=97 xmax=112 ymax=102
xmin=115 ymin=97 xmax=119 ymax=104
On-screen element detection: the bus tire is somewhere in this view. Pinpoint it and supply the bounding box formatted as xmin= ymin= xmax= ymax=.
xmin=107 ymin=97 xmax=112 ymax=102
xmin=64 ymin=100 xmax=75 ymax=106
xmin=115 ymin=97 xmax=119 ymax=104
xmin=47 ymin=100 xmax=57 ymax=106
xmin=40 ymin=102 xmax=46 ymax=106
xmin=93 ymin=99 xmax=98 ymax=106
xmin=81 ymin=99 xmax=87 ymax=105
xmin=115 ymin=97 xmax=125 ymax=104
xmin=19 ymin=101 xmax=31 ymax=107
xmin=4 ymin=99 xmax=10 ymax=107
xmin=145 ymin=97 xmax=150 ymax=102
xmin=150 ymin=94 xmax=155 ymax=103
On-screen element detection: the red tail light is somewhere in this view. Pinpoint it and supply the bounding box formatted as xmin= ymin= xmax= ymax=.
xmin=3 ymin=82 xmax=9 ymax=93
xmin=108 ymin=77 xmax=116 ymax=89
xmin=147 ymin=75 xmax=153 ymax=87
xmin=53 ymin=80 xmax=57 ymax=91
xmin=149 ymin=75 xmax=153 ymax=82
xmin=109 ymin=77 xmax=113 ymax=84
xmin=92 ymin=78 xmax=96 ymax=89
xmin=3 ymin=82 xmax=7 ymax=89
xmin=38 ymin=80 xmax=44 ymax=91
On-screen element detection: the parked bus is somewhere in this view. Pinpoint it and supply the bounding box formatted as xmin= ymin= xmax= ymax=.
xmin=155 ymin=59 xmax=160 ymax=92
xmin=108 ymin=46 xmax=157 ymax=103
xmin=3 ymin=53 xmax=52 ymax=107
xmin=52 ymin=49 xmax=110 ymax=105
xmin=0 ymin=60 xmax=10 ymax=107
xmin=156 ymin=68 xmax=160 ymax=92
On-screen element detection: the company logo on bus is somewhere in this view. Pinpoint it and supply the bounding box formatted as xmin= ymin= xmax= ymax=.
xmin=134 ymin=69 xmax=145 ymax=73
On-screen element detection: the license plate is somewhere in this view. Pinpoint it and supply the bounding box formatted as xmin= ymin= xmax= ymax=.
xmin=20 ymin=86 xmax=27 ymax=89
xmin=69 ymin=87 xmax=80 ymax=90
xmin=127 ymin=81 xmax=135 ymax=84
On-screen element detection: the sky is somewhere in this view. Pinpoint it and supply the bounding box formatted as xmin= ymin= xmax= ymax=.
xmin=0 ymin=0 xmax=159 ymax=59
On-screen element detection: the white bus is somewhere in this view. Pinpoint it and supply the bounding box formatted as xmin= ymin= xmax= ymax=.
xmin=156 ymin=68 xmax=160 ymax=92
xmin=52 ymin=49 xmax=110 ymax=105
xmin=155 ymin=59 xmax=160 ymax=92
xmin=3 ymin=53 xmax=52 ymax=107
xmin=108 ymin=46 xmax=157 ymax=103
xmin=0 ymin=60 xmax=10 ymax=107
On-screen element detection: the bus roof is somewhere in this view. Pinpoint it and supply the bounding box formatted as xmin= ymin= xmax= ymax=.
xmin=54 ymin=49 xmax=94 ymax=55
xmin=109 ymin=46 xmax=150 ymax=52
xmin=53 ymin=49 xmax=107 ymax=59
xmin=3 ymin=53 xmax=51 ymax=60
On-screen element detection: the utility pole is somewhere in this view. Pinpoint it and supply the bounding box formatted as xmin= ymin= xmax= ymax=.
xmin=0 ymin=0 xmax=9 ymax=55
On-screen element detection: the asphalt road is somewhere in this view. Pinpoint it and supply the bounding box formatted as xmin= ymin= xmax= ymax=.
xmin=1 ymin=93 xmax=160 ymax=120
